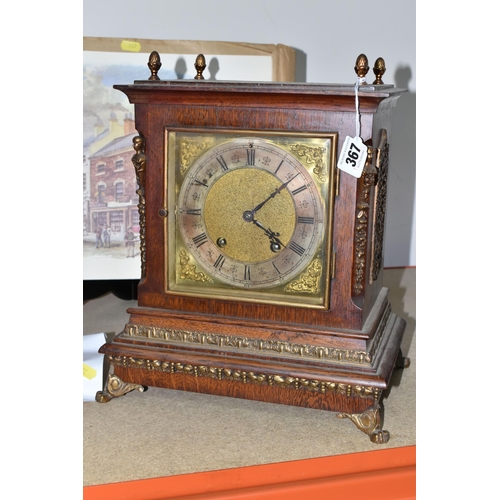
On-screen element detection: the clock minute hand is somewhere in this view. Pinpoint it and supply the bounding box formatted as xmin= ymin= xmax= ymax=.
xmin=250 ymin=173 xmax=299 ymax=214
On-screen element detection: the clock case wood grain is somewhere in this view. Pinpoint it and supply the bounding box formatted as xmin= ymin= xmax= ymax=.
xmin=99 ymin=79 xmax=407 ymax=438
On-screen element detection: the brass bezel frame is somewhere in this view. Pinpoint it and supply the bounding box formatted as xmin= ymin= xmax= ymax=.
xmin=164 ymin=128 xmax=338 ymax=309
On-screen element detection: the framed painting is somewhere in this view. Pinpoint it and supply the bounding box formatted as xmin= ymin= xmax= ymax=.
xmin=83 ymin=37 xmax=296 ymax=280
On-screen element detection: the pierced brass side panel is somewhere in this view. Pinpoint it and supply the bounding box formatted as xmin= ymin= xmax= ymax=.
xmin=353 ymin=147 xmax=377 ymax=296
xmin=370 ymin=130 xmax=389 ymax=284
xmin=352 ymin=129 xmax=390 ymax=294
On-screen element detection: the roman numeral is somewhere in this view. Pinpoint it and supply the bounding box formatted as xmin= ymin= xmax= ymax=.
xmin=297 ymin=216 xmax=314 ymax=224
xmin=192 ymin=233 xmax=208 ymax=247
xmin=291 ymin=185 xmax=307 ymax=196
xmin=274 ymin=160 xmax=284 ymax=174
xmin=289 ymin=241 xmax=306 ymax=256
xmin=193 ymin=179 xmax=208 ymax=188
xmin=272 ymin=262 xmax=281 ymax=275
xmin=214 ymin=254 xmax=225 ymax=270
xmin=216 ymin=155 xmax=228 ymax=171
xmin=244 ymin=265 xmax=251 ymax=280
xmin=247 ymin=149 xmax=255 ymax=165
xmin=186 ymin=208 xmax=201 ymax=216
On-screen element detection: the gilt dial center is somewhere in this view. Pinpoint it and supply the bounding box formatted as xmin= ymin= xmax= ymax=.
xmin=203 ymin=168 xmax=296 ymax=263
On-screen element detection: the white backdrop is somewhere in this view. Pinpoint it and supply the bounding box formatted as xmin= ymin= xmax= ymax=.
xmin=83 ymin=0 xmax=416 ymax=267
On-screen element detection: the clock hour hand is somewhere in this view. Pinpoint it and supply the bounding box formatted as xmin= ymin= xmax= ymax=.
xmin=250 ymin=218 xmax=286 ymax=253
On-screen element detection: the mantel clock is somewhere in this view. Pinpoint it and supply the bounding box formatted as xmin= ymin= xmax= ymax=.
xmin=97 ymin=52 xmax=410 ymax=443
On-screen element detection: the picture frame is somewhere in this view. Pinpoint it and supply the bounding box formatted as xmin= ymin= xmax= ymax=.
xmin=83 ymin=37 xmax=297 ymax=280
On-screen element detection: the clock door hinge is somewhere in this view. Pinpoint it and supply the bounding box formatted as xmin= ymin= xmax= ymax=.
xmin=331 ymin=250 xmax=336 ymax=279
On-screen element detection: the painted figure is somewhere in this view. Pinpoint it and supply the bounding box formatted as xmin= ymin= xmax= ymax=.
xmin=124 ymin=226 xmax=136 ymax=258
xmin=96 ymin=224 xmax=104 ymax=248
xmin=103 ymin=224 xmax=111 ymax=248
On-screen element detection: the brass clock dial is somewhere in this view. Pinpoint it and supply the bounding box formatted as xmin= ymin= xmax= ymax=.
xmin=167 ymin=131 xmax=336 ymax=308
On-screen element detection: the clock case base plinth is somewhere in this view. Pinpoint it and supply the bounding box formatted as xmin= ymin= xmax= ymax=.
xmin=98 ymin=288 xmax=406 ymax=442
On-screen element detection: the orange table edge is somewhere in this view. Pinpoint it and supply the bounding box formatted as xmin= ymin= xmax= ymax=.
xmin=84 ymin=445 xmax=416 ymax=500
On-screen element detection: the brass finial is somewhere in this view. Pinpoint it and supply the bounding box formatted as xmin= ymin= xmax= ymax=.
xmin=147 ymin=51 xmax=161 ymax=80
xmin=373 ymin=57 xmax=386 ymax=84
xmin=194 ymin=54 xmax=206 ymax=80
xmin=354 ymin=54 xmax=369 ymax=83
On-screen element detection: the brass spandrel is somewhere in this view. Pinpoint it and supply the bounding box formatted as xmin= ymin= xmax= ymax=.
xmin=289 ymin=143 xmax=328 ymax=182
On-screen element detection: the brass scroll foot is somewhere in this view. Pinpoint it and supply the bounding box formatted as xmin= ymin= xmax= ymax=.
xmin=95 ymin=374 xmax=145 ymax=403
xmin=337 ymin=404 xmax=390 ymax=443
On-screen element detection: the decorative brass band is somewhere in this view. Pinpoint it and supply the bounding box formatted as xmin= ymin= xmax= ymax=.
xmin=124 ymin=305 xmax=390 ymax=365
xmin=370 ymin=130 xmax=389 ymax=284
xmin=125 ymin=325 xmax=372 ymax=364
xmin=106 ymin=354 xmax=380 ymax=399
xmin=131 ymin=133 xmax=147 ymax=275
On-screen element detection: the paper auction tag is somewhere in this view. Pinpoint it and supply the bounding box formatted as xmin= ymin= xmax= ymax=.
xmin=337 ymin=135 xmax=368 ymax=178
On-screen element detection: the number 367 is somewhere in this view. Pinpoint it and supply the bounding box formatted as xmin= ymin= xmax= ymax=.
xmin=346 ymin=142 xmax=361 ymax=166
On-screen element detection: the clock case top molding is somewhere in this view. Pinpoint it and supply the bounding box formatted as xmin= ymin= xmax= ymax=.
xmin=98 ymin=53 xmax=409 ymax=443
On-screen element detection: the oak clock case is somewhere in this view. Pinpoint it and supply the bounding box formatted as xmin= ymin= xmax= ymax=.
xmin=97 ymin=52 xmax=409 ymax=444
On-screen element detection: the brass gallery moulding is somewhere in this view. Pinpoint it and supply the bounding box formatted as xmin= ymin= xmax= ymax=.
xmin=123 ymin=304 xmax=391 ymax=365
xmin=125 ymin=324 xmax=372 ymax=364
xmin=107 ymin=355 xmax=380 ymax=400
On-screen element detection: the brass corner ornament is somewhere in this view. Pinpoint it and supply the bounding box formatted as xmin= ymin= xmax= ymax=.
xmin=289 ymin=143 xmax=328 ymax=182
xmin=337 ymin=404 xmax=390 ymax=443
xmin=285 ymin=258 xmax=322 ymax=293
xmin=95 ymin=374 xmax=144 ymax=403
xmin=179 ymin=248 xmax=213 ymax=283
xmin=179 ymin=138 xmax=213 ymax=174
